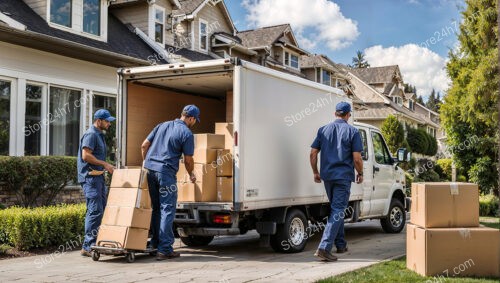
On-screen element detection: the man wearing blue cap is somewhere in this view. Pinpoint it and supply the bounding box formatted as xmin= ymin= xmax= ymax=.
xmin=310 ymin=101 xmax=363 ymax=262
xmin=78 ymin=109 xmax=116 ymax=257
xmin=141 ymin=105 xmax=199 ymax=260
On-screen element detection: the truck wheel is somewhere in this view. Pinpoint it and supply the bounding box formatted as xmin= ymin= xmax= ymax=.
xmin=380 ymin=199 xmax=406 ymax=233
xmin=180 ymin=236 xmax=214 ymax=247
xmin=270 ymin=209 xmax=308 ymax=253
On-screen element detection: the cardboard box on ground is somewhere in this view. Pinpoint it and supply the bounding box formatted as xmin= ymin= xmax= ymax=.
xmin=97 ymin=168 xmax=152 ymax=250
xmin=406 ymin=182 xmax=500 ymax=277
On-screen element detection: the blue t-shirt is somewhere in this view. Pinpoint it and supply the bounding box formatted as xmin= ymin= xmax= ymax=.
xmin=311 ymin=119 xmax=363 ymax=182
xmin=144 ymin=119 xmax=195 ymax=176
xmin=77 ymin=126 xmax=107 ymax=183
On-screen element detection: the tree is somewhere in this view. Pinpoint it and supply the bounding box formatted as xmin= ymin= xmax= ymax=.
xmin=416 ymin=96 xmax=424 ymax=105
xmin=441 ymin=0 xmax=498 ymax=195
xmin=426 ymin=89 xmax=442 ymax=112
xmin=381 ymin=115 xmax=405 ymax=153
xmin=407 ymin=127 xmax=429 ymax=155
xmin=352 ymin=50 xmax=370 ymax=68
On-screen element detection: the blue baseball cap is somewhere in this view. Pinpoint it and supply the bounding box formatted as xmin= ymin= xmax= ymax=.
xmin=94 ymin=109 xmax=116 ymax=122
xmin=183 ymin=105 xmax=200 ymax=122
xmin=336 ymin=101 xmax=351 ymax=114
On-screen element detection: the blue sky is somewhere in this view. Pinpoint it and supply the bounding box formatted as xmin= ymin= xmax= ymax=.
xmin=225 ymin=0 xmax=465 ymax=99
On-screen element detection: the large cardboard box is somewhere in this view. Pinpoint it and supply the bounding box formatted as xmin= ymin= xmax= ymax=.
xmin=107 ymin=187 xmax=151 ymax=209
xmin=215 ymin=123 xmax=234 ymax=153
xmin=97 ymin=225 xmax=149 ymax=250
xmin=110 ymin=168 xmax=148 ymax=189
xmin=102 ymin=206 xmax=152 ymax=229
xmin=406 ymin=224 xmax=500 ymax=277
xmin=217 ymin=177 xmax=233 ymax=202
xmin=177 ymin=163 xmax=217 ymax=202
xmin=194 ymin=134 xmax=225 ymax=149
xmin=411 ymin=182 xmax=479 ymax=228
xmin=216 ymin=149 xmax=233 ymax=177
xmin=193 ymin=148 xmax=218 ymax=164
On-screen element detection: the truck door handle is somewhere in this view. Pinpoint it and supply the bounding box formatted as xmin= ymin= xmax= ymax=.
xmin=373 ymin=166 xmax=380 ymax=172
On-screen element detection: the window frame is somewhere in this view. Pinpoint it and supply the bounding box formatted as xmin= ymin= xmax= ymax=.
xmin=283 ymin=50 xmax=300 ymax=70
xmin=199 ymin=18 xmax=209 ymax=52
xmin=0 ymin=76 xmax=16 ymax=156
xmin=321 ymin=69 xmax=332 ymax=86
xmin=49 ymin=0 xmax=73 ymax=28
xmin=24 ymin=82 xmax=48 ymax=156
xmin=359 ymin=129 xmax=369 ymax=161
xmin=82 ymin=0 xmax=101 ymax=36
xmin=371 ymin=131 xmax=394 ymax=165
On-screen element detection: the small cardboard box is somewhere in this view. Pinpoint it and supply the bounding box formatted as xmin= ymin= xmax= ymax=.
xmin=215 ymin=123 xmax=234 ymax=153
xmin=102 ymin=206 xmax=152 ymax=229
xmin=217 ymin=177 xmax=233 ymax=202
xmin=107 ymin=187 xmax=151 ymax=209
xmin=177 ymin=163 xmax=217 ymax=184
xmin=110 ymin=168 xmax=148 ymax=189
xmin=216 ymin=149 xmax=233 ymax=177
xmin=177 ymin=163 xmax=217 ymax=202
xmin=193 ymin=148 xmax=218 ymax=164
xmin=194 ymin=134 xmax=225 ymax=150
xmin=406 ymin=224 xmax=500 ymax=277
xmin=410 ymin=182 xmax=479 ymax=228
xmin=97 ymin=225 xmax=149 ymax=250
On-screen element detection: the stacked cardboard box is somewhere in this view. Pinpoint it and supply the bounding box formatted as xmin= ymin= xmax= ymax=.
xmin=215 ymin=123 xmax=234 ymax=202
xmin=97 ymin=168 xmax=152 ymax=250
xmin=406 ymin=182 xmax=499 ymax=277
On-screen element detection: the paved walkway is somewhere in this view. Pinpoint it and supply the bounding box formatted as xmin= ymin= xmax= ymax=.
xmin=0 ymin=220 xmax=406 ymax=283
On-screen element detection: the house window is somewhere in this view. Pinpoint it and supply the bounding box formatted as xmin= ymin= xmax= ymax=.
xmin=285 ymin=52 xmax=290 ymax=66
xmin=322 ymin=69 xmax=331 ymax=86
xmin=393 ymin=96 xmax=403 ymax=105
xmin=284 ymin=52 xmax=299 ymax=69
xmin=83 ymin=0 xmax=100 ymax=36
xmin=25 ymin=84 xmax=43 ymax=156
xmin=154 ymin=6 xmax=165 ymax=44
xmin=199 ymin=19 xmax=208 ymax=51
xmin=0 ymin=80 xmax=11 ymax=155
xmin=50 ymin=0 xmax=72 ymax=27
xmin=49 ymin=87 xmax=81 ymax=156
xmin=409 ymin=100 xmax=414 ymax=111
xmin=93 ymin=94 xmax=116 ymax=161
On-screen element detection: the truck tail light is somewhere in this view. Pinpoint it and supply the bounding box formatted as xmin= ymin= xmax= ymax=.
xmin=213 ymin=214 xmax=231 ymax=224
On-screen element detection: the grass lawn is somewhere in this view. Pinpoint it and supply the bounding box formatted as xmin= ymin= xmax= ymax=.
xmin=317 ymin=257 xmax=499 ymax=283
xmin=480 ymin=217 xmax=500 ymax=229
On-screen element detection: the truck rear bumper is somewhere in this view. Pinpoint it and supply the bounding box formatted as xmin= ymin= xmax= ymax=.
xmin=177 ymin=227 xmax=241 ymax=237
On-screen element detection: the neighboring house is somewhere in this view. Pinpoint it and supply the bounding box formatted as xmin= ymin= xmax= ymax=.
xmin=347 ymin=65 xmax=443 ymax=153
xmin=237 ymin=24 xmax=309 ymax=76
xmin=300 ymin=53 xmax=365 ymax=109
xmin=0 ymin=0 xmax=158 ymax=157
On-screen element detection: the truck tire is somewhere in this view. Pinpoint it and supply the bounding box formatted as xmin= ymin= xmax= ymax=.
xmin=270 ymin=209 xmax=308 ymax=253
xmin=380 ymin=199 xmax=406 ymax=233
xmin=180 ymin=236 xmax=214 ymax=247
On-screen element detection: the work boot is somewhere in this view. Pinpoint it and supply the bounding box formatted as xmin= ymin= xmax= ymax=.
xmin=80 ymin=249 xmax=91 ymax=257
xmin=314 ymin=249 xmax=338 ymax=262
xmin=336 ymin=246 xmax=348 ymax=253
xmin=156 ymin=251 xmax=180 ymax=261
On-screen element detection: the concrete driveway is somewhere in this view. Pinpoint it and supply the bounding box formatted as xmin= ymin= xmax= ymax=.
xmin=0 ymin=220 xmax=406 ymax=283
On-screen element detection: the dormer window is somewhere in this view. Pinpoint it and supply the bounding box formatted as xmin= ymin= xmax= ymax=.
xmin=393 ymin=96 xmax=403 ymax=105
xmin=409 ymin=100 xmax=414 ymax=111
xmin=284 ymin=51 xmax=299 ymax=70
xmin=83 ymin=0 xmax=100 ymax=36
xmin=50 ymin=0 xmax=72 ymax=28
xmin=149 ymin=5 xmax=165 ymax=45
xmin=199 ymin=19 xmax=208 ymax=51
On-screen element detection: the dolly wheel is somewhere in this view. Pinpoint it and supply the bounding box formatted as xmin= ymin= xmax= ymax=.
xmin=126 ymin=252 xmax=136 ymax=263
xmin=91 ymin=251 xmax=100 ymax=261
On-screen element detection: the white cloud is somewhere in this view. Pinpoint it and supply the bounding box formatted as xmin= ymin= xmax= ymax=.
xmin=364 ymin=44 xmax=450 ymax=98
xmin=241 ymin=0 xmax=359 ymax=51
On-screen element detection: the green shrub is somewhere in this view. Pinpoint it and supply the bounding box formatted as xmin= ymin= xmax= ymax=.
xmin=0 ymin=156 xmax=77 ymax=207
xmin=414 ymin=169 xmax=440 ymax=182
xmin=0 ymin=243 xmax=12 ymax=255
xmin=457 ymin=175 xmax=467 ymax=182
xmin=0 ymin=204 xmax=86 ymax=250
xmin=479 ymin=194 xmax=499 ymax=217
xmin=381 ymin=115 xmax=405 ymax=154
xmin=405 ymin=172 xmax=413 ymax=196
xmin=0 ymin=203 xmax=5 ymax=210
xmin=436 ymin=159 xmax=452 ymax=181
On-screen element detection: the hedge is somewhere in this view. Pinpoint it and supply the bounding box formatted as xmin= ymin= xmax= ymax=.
xmin=479 ymin=194 xmax=499 ymax=217
xmin=0 ymin=156 xmax=77 ymax=207
xmin=0 ymin=204 xmax=86 ymax=250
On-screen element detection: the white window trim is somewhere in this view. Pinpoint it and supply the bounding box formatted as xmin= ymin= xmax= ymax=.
xmin=282 ymin=49 xmax=300 ymax=70
xmin=47 ymin=0 xmax=108 ymax=42
xmin=321 ymin=69 xmax=332 ymax=86
xmin=24 ymin=81 xmax=48 ymax=156
xmin=0 ymin=76 xmax=17 ymax=156
xmin=198 ymin=18 xmax=209 ymax=53
xmin=148 ymin=4 xmax=166 ymax=46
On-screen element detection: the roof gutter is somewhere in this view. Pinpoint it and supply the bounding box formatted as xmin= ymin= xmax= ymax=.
xmin=0 ymin=25 xmax=150 ymax=67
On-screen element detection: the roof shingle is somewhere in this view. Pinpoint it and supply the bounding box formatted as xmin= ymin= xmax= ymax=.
xmin=237 ymin=24 xmax=290 ymax=49
xmin=349 ymin=65 xmax=400 ymax=84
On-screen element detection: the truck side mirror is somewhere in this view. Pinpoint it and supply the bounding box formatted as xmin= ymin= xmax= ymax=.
xmin=397 ymin=148 xmax=407 ymax=162
xmin=406 ymin=151 xmax=412 ymax=162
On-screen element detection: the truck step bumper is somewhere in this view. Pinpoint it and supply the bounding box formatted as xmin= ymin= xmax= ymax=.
xmin=178 ymin=227 xmax=240 ymax=237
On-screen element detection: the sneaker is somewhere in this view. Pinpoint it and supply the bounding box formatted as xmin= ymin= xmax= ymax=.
xmin=314 ymin=249 xmax=338 ymax=262
xmin=336 ymin=246 xmax=348 ymax=254
xmin=156 ymin=251 xmax=180 ymax=261
xmin=80 ymin=249 xmax=91 ymax=257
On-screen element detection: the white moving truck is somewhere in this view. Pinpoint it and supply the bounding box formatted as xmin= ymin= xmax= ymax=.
xmin=116 ymin=58 xmax=410 ymax=253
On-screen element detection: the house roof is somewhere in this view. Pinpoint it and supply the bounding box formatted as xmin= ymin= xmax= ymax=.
xmin=349 ymin=65 xmax=401 ymax=84
xmin=353 ymin=101 xmax=434 ymax=127
xmin=165 ymin=44 xmax=214 ymax=62
xmin=300 ymin=54 xmax=340 ymax=72
xmin=237 ymin=24 xmax=292 ymax=49
xmin=382 ymin=83 xmax=395 ymax=95
xmin=172 ymin=0 xmax=206 ymax=16
xmin=0 ymin=0 xmax=155 ymax=67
